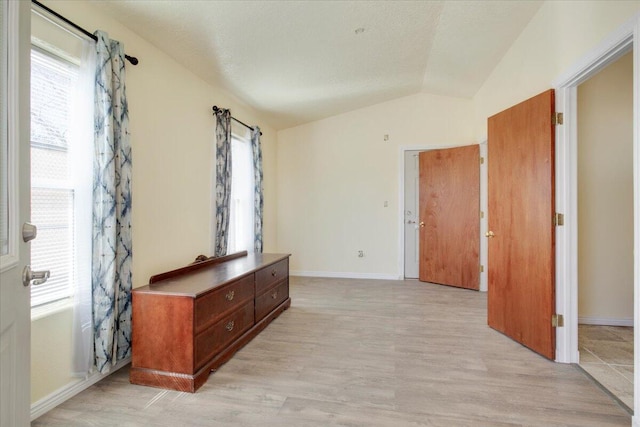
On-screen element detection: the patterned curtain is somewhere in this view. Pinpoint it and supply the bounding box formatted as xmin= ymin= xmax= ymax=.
xmin=250 ymin=126 xmax=263 ymax=253
xmin=214 ymin=109 xmax=232 ymax=256
xmin=92 ymin=31 xmax=133 ymax=374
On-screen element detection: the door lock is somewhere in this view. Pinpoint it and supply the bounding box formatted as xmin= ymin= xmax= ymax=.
xmin=22 ymin=223 xmax=37 ymax=243
xmin=485 ymin=231 xmax=495 ymax=238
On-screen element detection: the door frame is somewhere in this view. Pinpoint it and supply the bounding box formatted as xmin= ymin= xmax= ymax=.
xmin=397 ymin=143 xmax=488 ymax=291
xmin=553 ymin=11 xmax=639 ymax=416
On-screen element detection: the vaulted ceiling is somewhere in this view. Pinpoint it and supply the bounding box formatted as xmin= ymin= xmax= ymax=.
xmin=91 ymin=0 xmax=543 ymax=129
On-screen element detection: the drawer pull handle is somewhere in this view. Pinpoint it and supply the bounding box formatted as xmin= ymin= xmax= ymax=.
xmin=225 ymin=290 xmax=235 ymax=301
xmin=271 ymin=270 xmax=277 ymax=277
xmin=225 ymin=320 xmax=235 ymax=332
xmin=271 ymin=290 xmax=278 ymax=300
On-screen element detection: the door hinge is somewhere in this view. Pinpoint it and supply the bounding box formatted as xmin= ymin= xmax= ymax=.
xmin=480 ymin=211 xmax=484 ymax=219
xmin=480 ymin=265 xmax=484 ymax=273
xmin=552 ymin=314 xmax=564 ymax=327
xmin=553 ymin=212 xmax=564 ymax=226
xmin=552 ymin=112 xmax=564 ymax=126
xmin=480 ymin=157 xmax=484 ymax=164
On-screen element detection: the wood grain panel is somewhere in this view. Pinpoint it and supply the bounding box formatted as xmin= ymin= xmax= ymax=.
xmin=131 ymin=293 xmax=194 ymax=374
xmin=194 ymin=301 xmax=254 ymax=370
xmin=194 ymin=274 xmax=254 ymax=333
xmin=255 ymin=258 xmax=289 ymax=295
xmin=419 ymin=145 xmax=480 ymax=289
xmin=137 ymin=253 xmax=290 ymax=297
xmin=149 ymin=251 xmax=248 ymax=284
xmin=487 ymin=89 xmax=555 ymax=360
xmin=255 ymin=279 xmax=289 ymax=321
xmin=131 ymin=253 xmax=291 ymax=392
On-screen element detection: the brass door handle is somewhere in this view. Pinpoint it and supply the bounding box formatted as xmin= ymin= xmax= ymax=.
xmin=485 ymin=231 xmax=495 ymax=238
xmin=419 ymin=221 xmax=425 ymax=228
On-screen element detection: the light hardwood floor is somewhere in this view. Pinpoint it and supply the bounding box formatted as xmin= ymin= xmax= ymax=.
xmin=34 ymin=277 xmax=630 ymax=426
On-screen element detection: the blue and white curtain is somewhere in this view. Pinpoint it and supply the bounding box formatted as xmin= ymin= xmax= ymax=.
xmin=92 ymin=31 xmax=133 ymax=374
xmin=250 ymin=127 xmax=263 ymax=253
xmin=214 ymin=109 xmax=232 ymax=256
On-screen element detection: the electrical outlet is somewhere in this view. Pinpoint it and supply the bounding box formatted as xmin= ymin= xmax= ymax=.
xmin=357 ymin=250 xmax=364 ymax=258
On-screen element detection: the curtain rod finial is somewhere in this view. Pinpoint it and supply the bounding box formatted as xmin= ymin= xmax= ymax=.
xmin=125 ymin=55 xmax=139 ymax=65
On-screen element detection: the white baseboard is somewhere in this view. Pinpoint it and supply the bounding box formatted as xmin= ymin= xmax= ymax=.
xmin=633 ymin=415 xmax=640 ymax=427
xmin=30 ymin=357 xmax=131 ymax=421
xmin=291 ymin=270 xmax=400 ymax=280
xmin=578 ymin=316 xmax=633 ymax=327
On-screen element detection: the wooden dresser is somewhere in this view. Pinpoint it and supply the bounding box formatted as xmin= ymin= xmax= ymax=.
xmin=130 ymin=252 xmax=291 ymax=392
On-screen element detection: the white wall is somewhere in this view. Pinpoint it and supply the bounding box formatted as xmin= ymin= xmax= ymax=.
xmin=578 ymin=52 xmax=634 ymax=323
xmin=277 ymin=93 xmax=474 ymax=277
xmin=473 ymin=1 xmax=640 ymax=141
xmin=32 ymin=0 xmax=278 ymax=404
xmin=276 ymin=1 xmax=640 ymax=279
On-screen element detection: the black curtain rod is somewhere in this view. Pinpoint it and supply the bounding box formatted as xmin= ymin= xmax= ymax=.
xmin=31 ymin=0 xmax=139 ymax=66
xmin=212 ymin=106 xmax=262 ymax=136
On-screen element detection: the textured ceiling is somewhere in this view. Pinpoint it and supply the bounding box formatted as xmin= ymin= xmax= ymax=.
xmin=91 ymin=0 xmax=543 ymax=129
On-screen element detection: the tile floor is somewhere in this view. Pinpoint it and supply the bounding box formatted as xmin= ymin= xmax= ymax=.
xmin=579 ymin=324 xmax=634 ymax=412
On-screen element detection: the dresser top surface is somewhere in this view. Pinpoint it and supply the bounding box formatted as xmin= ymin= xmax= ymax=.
xmin=134 ymin=253 xmax=290 ymax=298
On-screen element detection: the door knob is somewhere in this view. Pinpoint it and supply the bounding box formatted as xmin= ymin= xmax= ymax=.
xmin=22 ymin=265 xmax=50 ymax=287
xmin=419 ymin=221 xmax=425 ymax=228
xmin=485 ymin=231 xmax=495 ymax=238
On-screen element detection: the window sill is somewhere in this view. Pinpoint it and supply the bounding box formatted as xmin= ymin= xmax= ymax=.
xmin=31 ymin=298 xmax=73 ymax=321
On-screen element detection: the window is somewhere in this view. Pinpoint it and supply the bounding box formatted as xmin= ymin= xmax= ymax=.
xmin=30 ymin=47 xmax=78 ymax=307
xmin=227 ymin=131 xmax=255 ymax=254
xmin=29 ymin=33 xmax=93 ymax=309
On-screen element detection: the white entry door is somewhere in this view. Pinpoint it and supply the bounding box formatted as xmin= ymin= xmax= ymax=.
xmin=1 ymin=2 xmax=32 ymax=425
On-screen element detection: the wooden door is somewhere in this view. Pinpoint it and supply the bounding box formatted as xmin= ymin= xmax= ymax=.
xmin=487 ymin=90 xmax=556 ymax=360
xmin=419 ymin=145 xmax=480 ymax=290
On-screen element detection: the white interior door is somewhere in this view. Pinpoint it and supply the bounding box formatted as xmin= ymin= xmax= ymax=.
xmin=403 ymin=151 xmax=420 ymax=278
xmin=0 ymin=2 xmax=31 ymax=425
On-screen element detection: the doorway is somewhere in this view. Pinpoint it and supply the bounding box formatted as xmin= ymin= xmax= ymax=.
xmin=576 ymin=51 xmax=634 ymax=411
xmin=403 ymin=150 xmax=420 ymax=279
xmin=400 ymin=144 xmax=487 ymax=290
xmin=553 ymin=15 xmax=639 ymax=416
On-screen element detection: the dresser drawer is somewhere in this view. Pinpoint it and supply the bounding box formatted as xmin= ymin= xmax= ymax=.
xmin=195 ymin=274 xmax=254 ymax=333
xmin=255 ymin=279 xmax=288 ymax=321
xmin=255 ymin=259 xmax=289 ymax=295
xmin=194 ymin=301 xmax=254 ymax=370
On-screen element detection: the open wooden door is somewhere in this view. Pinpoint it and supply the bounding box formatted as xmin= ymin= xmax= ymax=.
xmin=487 ymin=90 xmax=556 ymax=360
xmin=419 ymin=145 xmax=480 ymax=290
